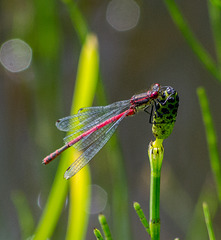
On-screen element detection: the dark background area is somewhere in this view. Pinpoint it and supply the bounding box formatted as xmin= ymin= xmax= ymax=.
xmin=0 ymin=0 xmax=220 ymax=239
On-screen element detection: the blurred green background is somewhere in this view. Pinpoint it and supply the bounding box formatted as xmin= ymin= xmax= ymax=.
xmin=0 ymin=0 xmax=221 ymax=239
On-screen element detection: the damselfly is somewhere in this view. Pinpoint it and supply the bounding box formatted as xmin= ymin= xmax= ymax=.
xmin=43 ymin=83 xmax=168 ymax=179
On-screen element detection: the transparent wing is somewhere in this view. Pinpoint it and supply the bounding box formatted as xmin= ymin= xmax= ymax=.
xmin=66 ymin=124 xmax=110 ymax=151
xmin=63 ymin=105 xmax=128 ymax=150
xmin=56 ymin=99 xmax=130 ymax=133
xmin=56 ymin=106 xmax=107 ymax=132
xmin=64 ymin=111 xmax=128 ymax=179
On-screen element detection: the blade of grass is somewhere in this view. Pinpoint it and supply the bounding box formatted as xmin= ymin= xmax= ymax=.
xmin=203 ymin=202 xmax=216 ymax=240
xmin=65 ymin=33 xmax=99 ymax=240
xmin=62 ymin=2 xmax=131 ymax=239
xmin=185 ymin=178 xmax=218 ymax=239
xmin=197 ymin=87 xmax=221 ymax=202
xmin=164 ymin=0 xmax=221 ymax=82
xmin=34 ymin=156 xmax=69 ymax=239
xmin=208 ymin=0 xmax=221 ymax=72
xmin=210 ymin=0 xmax=221 ymax=8
xmin=33 ymin=33 xmax=99 ymax=240
xmin=11 ymin=191 xmax=35 ymax=240
xmin=61 ymin=0 xmax=88 ymax=44
xmin=98 ymin=214 xmax=112 ymax=240
xmin=106 ymin=133 xmax=132 ymax=240
xmin=133 ymin=202 xmax=150 ymax=235
xmin=93 ymin=228 xmax=104 ymax=240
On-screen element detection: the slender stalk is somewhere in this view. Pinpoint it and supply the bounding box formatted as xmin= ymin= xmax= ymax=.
xmin=148 ymin=140 xmax=164 ymax=240
xmin=164 ymin=0 xmax=221 ymax=82
xmin=33 ymin=34 xmax=98 ymax=240
xmin=208 ymin=0 xmax=221 ymax=73
xmin=98 ymin=214 xmax=112 ymax=240
xmin=203 ymin=202 xmax=216 ymax=240
xmin=61 ymin=2 xmax=131 ymax=238
xmin=11 ymin=191 xmax=35 ymax=240
xmin=61 ymin=0 xmax=88 ymax=44
xmin=93 ymin=228 xmax=104 ymax=240
xmin=65 ymin=34 xmax=99 ymax=240
xmin=197 ymin=87 xmax=221 ymax=202
xmin=133 ymin=202 xmax=150 ymax=234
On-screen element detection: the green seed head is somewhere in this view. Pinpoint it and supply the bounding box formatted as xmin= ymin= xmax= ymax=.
xmin=152 ymin=86 xmax=179 ymax=139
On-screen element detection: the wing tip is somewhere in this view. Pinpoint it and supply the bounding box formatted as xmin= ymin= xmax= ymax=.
xmin=55 ymin=119 xmax=61 ymax=127
xmin=64 ymin=167 xmax=72 ymax=180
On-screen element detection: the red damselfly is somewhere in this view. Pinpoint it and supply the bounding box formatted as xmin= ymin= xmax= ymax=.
xmin=43 ymin=83 xmax=165 ymax=179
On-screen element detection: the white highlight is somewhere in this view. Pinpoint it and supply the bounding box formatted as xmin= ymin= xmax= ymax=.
xmin=106 ymin=0 xmax=140 ymax=31
xmin=87 ymin=184 xmax=108 ymax=214
xmin=0 ymin=39 xmax=32 ymax=72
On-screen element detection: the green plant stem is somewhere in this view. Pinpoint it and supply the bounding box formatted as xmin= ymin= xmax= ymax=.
xmin=65 ymin=34 xmax=99 ymax=240
xmin=208 ymin=0 xmax=221 ymax=73
xmin=203 ymin=202 xmax=216 ymax=240
xmin=11 ymin=191 xmax=35 ymax=240
xmin=197 ymin=87 xmax=221 ymax=202
xmin=164 ymin=0 xmax=221 ymax=82
xmin=61 ymin=1 xmax=131 ymax=239
xmin=61 ymin=0 xmax=88 ymax=43
xmin=148 ymin=140 xmax=164 ymax=240
xmin=34 ymin=163 xmax=68 ymax=240
xmin=93 ymin=228 xmax=104 ymax=240
xmin=33 ymin=34 xmax=98 ymax=240
xmin=149 ymin=172 xmax=161 ymax=239
xmin=98 ymin=214 xmax=112 ymax=240
xmin=133 ymin=202 xmax=150 ymax=234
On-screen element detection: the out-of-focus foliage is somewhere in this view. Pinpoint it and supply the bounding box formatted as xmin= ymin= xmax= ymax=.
xmin=0 ymin=0 xmax=221 ymax=239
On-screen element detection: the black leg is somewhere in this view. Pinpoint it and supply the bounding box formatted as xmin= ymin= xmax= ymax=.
xmin=149 ymin=104 xmax=154 ymax=124
xmin=144 ymin=105 xmax=151 ymax=114
xmin=160 ymin=93 xmax=173 ymax=106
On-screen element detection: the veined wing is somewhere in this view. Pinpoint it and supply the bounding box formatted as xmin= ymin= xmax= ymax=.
xmin=65 ymin=123 xmax=111 ymax=151
xmin=56 ymin=99 xmax=130 ymax=133
xmin=63 ymin=104 xmax=129 ymax=150
xmin=63 ymin=110 xmax=128 ymax=179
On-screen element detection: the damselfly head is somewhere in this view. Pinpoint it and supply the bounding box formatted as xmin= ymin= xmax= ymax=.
xmin=148 ymin=83 xmax=161 ymax=99
xmin=151 ymin=83 xmax=160 ymax=92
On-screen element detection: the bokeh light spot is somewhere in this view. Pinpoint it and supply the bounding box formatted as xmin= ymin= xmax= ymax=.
xmin=87 ymin=184 xmax=108 ymax=214
xmin=106 ymin=0 xmax=140 ymax=31
xmin=0 ymin=39 xmax=32 ymax=72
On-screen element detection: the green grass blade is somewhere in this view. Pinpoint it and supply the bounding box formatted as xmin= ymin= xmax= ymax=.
xmin=185 ymin=179 xmax=218 ymax=240
xmin=98 ymin=214 xmax=112 ymax=240
xmin=133 ymin=202 xmax=150 ymax=235
xmin=203 ymin=202 xmax=216 ymax=240
xmin=62 ymin=0 xmax=88 ymax=44
xmin=62 ymin=2 xmax=131 ymax=239
xmin=34 ymin=161 xmax=69 ymax=239
xmin=33 ymin=34 xmax=99 ymax=240
xmin=164 ymin=0 xmax=221 ymax=82
xmin=208 ymin=0 xmax=221 ymax=72
xmin=65 ymin=33 xmax=99 ymax=240
xmin=93 ymin=228 xmax=104 ymax=240
xmin=106 ymin=135 xmax=131 ymax=240
xmin=11 ymin=191 xmax=35 ymax=240
xmin=197 ymin=87 xmax=221 ymax=202
xmin=210 ymin=0 xmax=221 ymax=8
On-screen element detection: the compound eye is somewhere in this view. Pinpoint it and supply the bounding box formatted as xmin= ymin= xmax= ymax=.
xmin=152 ymin=83 xmax=160 ymax=91
xmin=166 ymin=87 xmax=175 ymax=95
xmin=151 ymin=91 xmax=158 ymax=99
